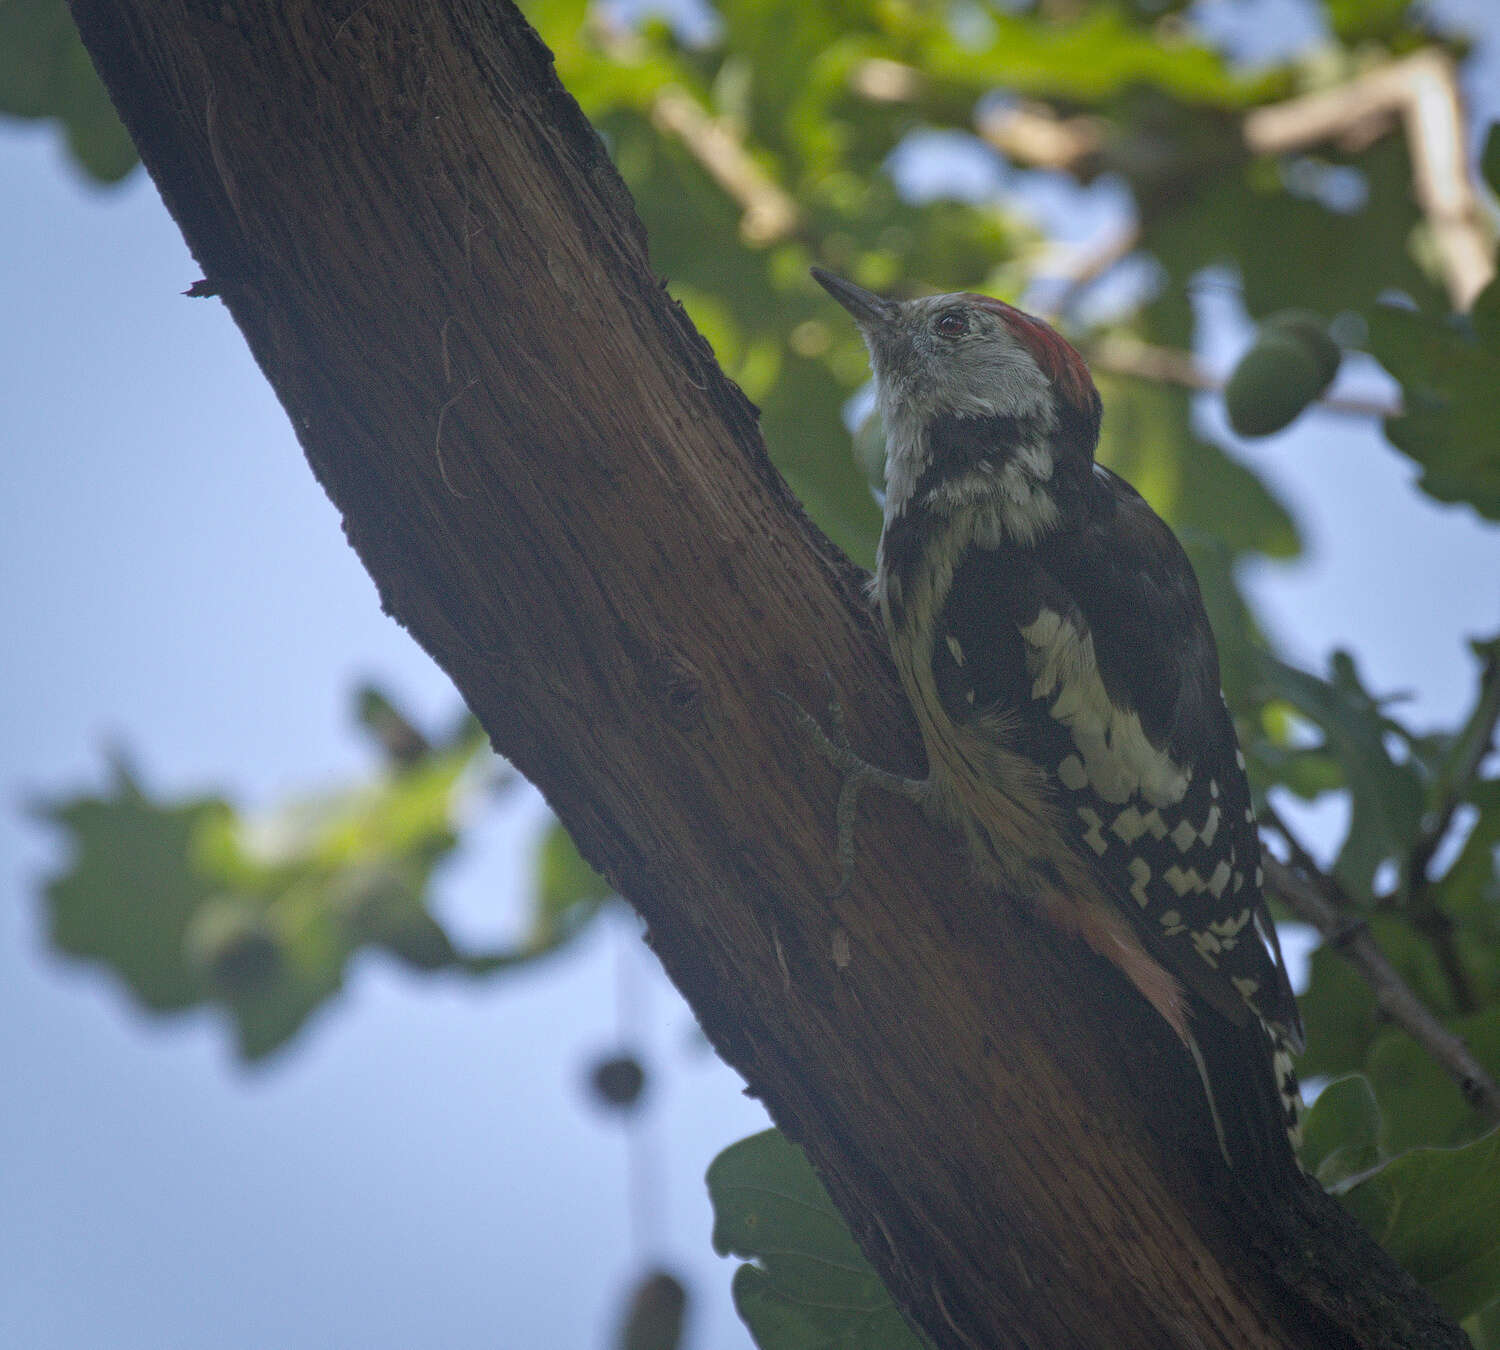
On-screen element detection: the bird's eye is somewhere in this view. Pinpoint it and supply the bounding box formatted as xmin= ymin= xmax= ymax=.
xmin=934 ymin=311 xmax=969 ymax=338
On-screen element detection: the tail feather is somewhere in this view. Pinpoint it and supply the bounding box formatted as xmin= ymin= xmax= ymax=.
xmin=1186 ymin=1005 xmax=1304 ymax=1176
xmin=1272 ymin=1029 xmax=1305 ymax=1154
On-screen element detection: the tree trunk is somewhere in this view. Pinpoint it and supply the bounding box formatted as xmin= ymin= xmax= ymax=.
xmin=69 ymin=2 xmax=1466 ymax=1346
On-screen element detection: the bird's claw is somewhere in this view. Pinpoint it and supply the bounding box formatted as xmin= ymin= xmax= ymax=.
xmin=777 ymin=673 xmax=926 ymax=900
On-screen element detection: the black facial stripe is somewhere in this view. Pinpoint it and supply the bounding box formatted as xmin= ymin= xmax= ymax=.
xmin=911 ymin=412 xmax=1027 ymax=506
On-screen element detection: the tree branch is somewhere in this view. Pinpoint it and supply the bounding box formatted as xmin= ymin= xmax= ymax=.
xmin=68 ymin=2 xmax=1466 ymax=1345
xmin=1262 ymin=852 xmax=1500 ymax=1126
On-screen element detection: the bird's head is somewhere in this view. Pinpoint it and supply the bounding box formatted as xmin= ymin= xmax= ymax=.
xmin=811 ymin=268 xmax=1101 ymax=465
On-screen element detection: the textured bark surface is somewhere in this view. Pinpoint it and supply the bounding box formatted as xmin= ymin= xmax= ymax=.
xmin=70 ymin=2 xmax=1465 ymax=1346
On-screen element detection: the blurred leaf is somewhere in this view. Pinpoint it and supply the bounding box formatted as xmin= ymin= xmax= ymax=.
xmin=1250 ymin=742 xmax=1344 ymax=802
xmin=532 ymin=820 xmax=614 ymax=952
xmin=1367 ymin=300 xmax=1500 ymax=521
xmin=354 ymin=683 xmax=434 ymax=768
xmin=1325 ymin=0 xmax=1418 ymax=42
xmin=184 ymin=896 xmax=284 ymax=997
xmin=38 ymin=759 xmax=231 ymax=1012
xmin=1435 ymin=780 xmax=1500 ymax=935
xmin=893 ymin=5 xmax=1286 ymax=108
xmin=1296 ymin=941 xmax=1379 ymax=1081
xmin=1482 ymin=122 xmax=1500 ymax=200
xmin=33 ymin=725 xmax=610 ymax=1059
xmin=1260 ymin=653 xmax=1425 ymax=897
xmin=1340 ymin=1129 xmax=1500 ymax=1319
xmin=1095 ymin=375 xmax=1301 ymax=559
xmin=1366 ymin=1007 xmax=1500 ymax=1153
xmin=1466 ymin=1297 xmax=1500 ymax=1350
xmin=0 ymin=0 xmax=137 ymax=182
xmin=1301 ymin=1075 xmax=1383 ymax=1187
xmin=1145 ymin=136 xmax=1441 ymax=346
xmin=708 ymin=1129 xmax=930 ymax=1350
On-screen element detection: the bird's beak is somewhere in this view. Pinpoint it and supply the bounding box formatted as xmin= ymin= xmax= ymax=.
xmin=810 ymin=267 xmax=898 ymax=328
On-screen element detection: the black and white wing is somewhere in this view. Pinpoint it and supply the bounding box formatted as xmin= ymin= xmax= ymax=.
xmin=930 ymin=465 xmax=1302 ymax=1049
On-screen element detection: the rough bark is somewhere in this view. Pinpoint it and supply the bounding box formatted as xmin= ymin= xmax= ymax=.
xmin=69 ymin=2 xmax=1466 ymax=1346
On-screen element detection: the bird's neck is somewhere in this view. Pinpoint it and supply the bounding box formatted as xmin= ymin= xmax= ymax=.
xmin=881 ymin=404 xmax=1067 ymax=549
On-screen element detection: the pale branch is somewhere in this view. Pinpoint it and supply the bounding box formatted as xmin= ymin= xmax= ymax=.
xmin=1263 ymin=853 xmax=1500 ymax=1126
xmin=853 ymin=49 xmax=1496 ymax=313
xmin=69 ymin=2 xmax=1467 ymax=1345
xmin=974 ymin=98 xmax=1108 ymax=174
xmin=586 ymin=14 xmax=804 ymax=247
xmin=1028 ymin=223 xmax=1142 ymax=321
xmin=648 ymin=87 xmax=803 ymax=246
xmin=1244 ymin=50 xmax=1494 ymax=310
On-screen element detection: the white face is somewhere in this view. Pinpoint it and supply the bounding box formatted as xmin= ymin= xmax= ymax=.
xmin=861 ymin=294 xmax=1055 ymax=432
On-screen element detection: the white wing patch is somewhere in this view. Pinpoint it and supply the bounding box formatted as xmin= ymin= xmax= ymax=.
xmin=1077 ymin=807 xmax=1108 ymax=856
xmin=1019 ymin=608 xmax=1191 ymax=807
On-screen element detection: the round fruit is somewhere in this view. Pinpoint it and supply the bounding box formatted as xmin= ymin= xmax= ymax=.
xmin=1261 ymin=309 xmax=1342 ymax=388
xmin=1225 ymin=329 xmax=1330 ymax=437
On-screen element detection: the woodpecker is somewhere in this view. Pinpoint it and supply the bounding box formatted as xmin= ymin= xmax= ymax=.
xmin=808 ymin=267 xmax=1304 ymax=1163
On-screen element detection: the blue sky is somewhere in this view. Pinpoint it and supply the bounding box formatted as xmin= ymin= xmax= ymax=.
xmin=0 ymin=128 xmax=771 ymax=1350
xmin=3 ymin=6 xmax=1498 ymax=1348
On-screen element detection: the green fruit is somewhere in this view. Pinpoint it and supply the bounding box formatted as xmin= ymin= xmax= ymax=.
xmin=1261 ymin=309 xmax=1342 ymax=388
xmin=1225 ymin=329 xmax=1332 ymax=437
xmin=184 ymin=897 xmax=282 ymax=996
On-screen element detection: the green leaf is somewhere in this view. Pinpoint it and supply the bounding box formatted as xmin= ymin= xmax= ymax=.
xmin=1482 ymin=123 xmax=1500 ymax=201
xmin=1301 ymin=1075 xmax=1383 ymax=1187
xmin=1433 ymin=780 xmax=1500 ymax=933
xmin=1340 ymin=1129 xmax=1500 ymax=1320
xmin=707 ymin=1129 xmax=930 ymax=1350
xmin=1366 ymin=1007 xmax=1500 ymax=1153
xmin=0 ymin=0 xmax=137 ymax=182
xmin=1465 ymin=1296 xmax=1500 ymax=1350
xmin=1324 ymin=0 xmax=1417 ymax=43
xmin=35 ymin=735 xmax=514 ymax=1060
xmin=37 ymin=759 xmax=232 ymax=1012
xmin=530 ymin=821 xmax=614 ymax=954
xmin=1259 ymin=653 xmax=1426 ymax=898
xmin=1367 ymin=302 xmax=1500 ymax=521
xmin=1095 ymin=375 xmax=1301 ymax=561
xmin=1295 ymin=941 xmax=1378 ymax=1080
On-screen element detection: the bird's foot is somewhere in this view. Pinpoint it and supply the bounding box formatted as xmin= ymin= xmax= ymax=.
xmin=776 ymin=674 xmax=928 ymax=899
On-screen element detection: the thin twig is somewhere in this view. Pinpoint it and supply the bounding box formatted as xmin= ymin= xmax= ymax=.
xmin=648 ymin=86 xmax=801 ymax=245
xmin=1087 ymin=335 xmax=1402 ymax=420
xmin=1259 ymin=802 xmax=1350 ymax=912
xmin=1408 ymin=647 xmax=1500 ymax=882
xmin=1030 ymin=224 xmax=1142 ymax=322
xmin=1263 ymin=853 xmax=1500 ymax=1126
